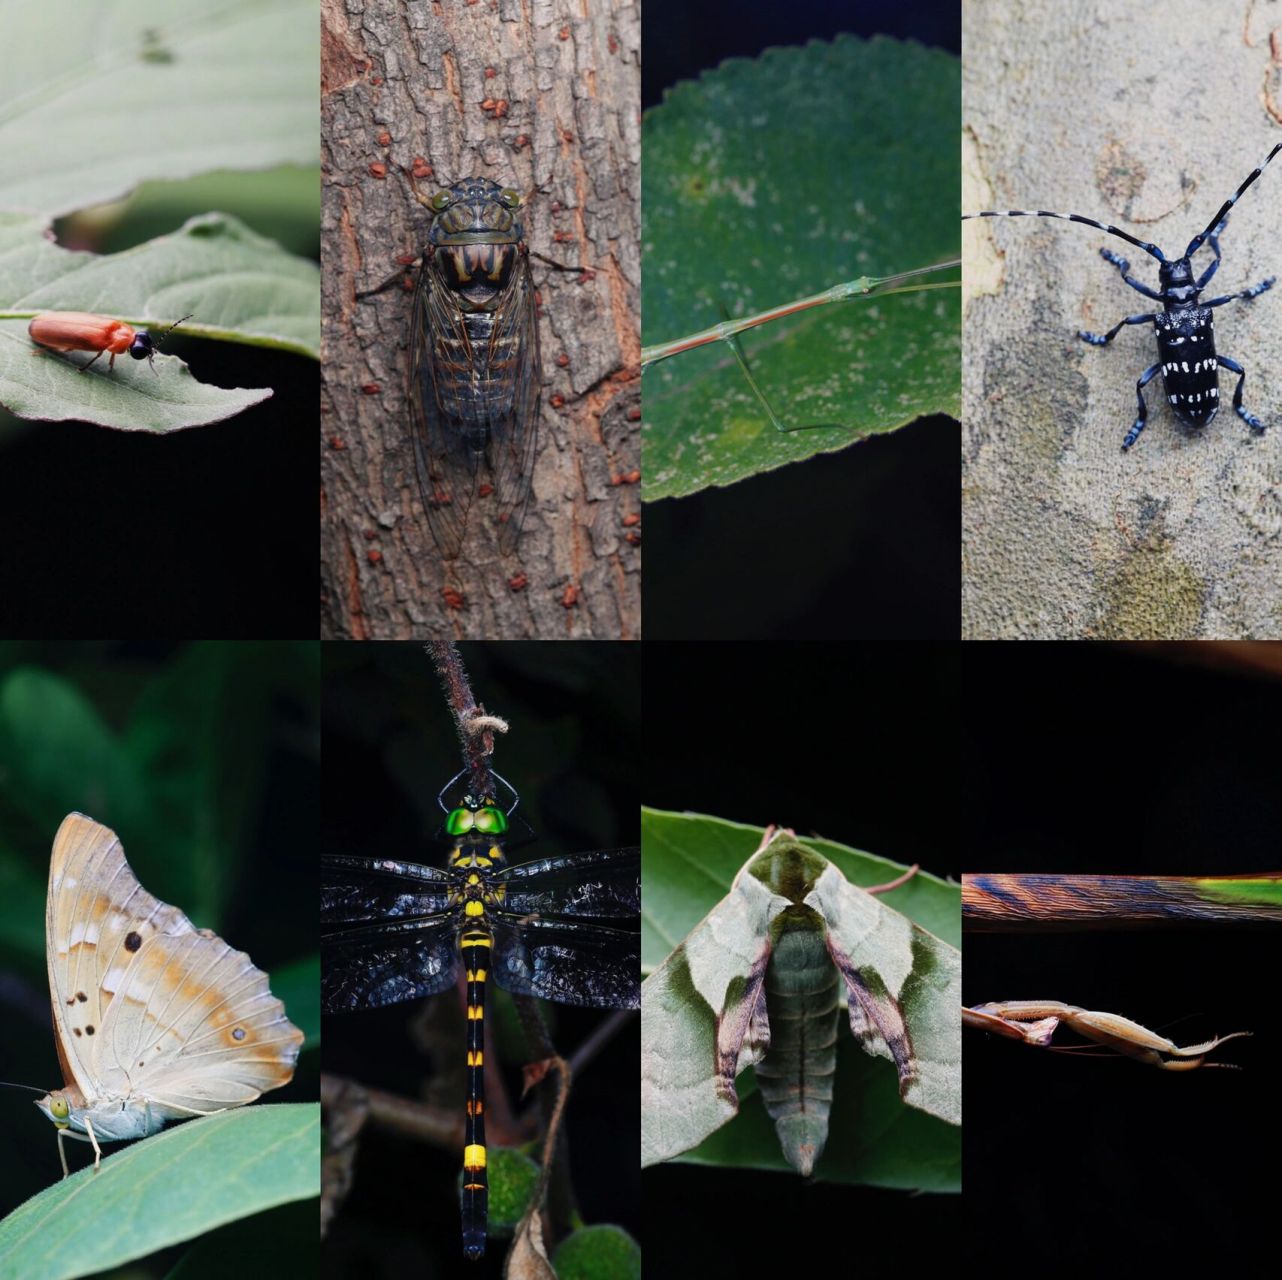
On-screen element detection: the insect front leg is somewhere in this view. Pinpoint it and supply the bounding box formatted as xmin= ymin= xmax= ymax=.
xmin=1216 ymin=355 xmax=1266 ymax=433
xmin=1195 ymin=217 xmax=1227 ymax=289
xmin=1077 ymin=311 xmax=1158 ymax=347
xmin=1096 ymin=247 xmax=1163 ymax=300
xmin=1122 ymin=362 xmax=1161 ymax=451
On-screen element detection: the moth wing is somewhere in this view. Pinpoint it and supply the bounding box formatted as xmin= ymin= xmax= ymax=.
xmin=806 ymin=863 xmax=960 ymax=1127
xmin=640 ymin=867 xmax=788 ymax=1167
xmin=48 ymin=813 xmax=303 ymax=1117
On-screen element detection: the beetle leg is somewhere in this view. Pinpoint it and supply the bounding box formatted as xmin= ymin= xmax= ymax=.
xmin=1122 ymin=362 xmax=1161 ymax=450
xmin=78 ymin=349 xmax=106 ymax=373
xmin=1217 ymin=354 xmax=1265 ymax=432
xmin=1204 ymin=277 xmax=1275 ymax=308
xmin=1096 ymin=246 xmax=1163 ymax=300
xmin=1077 ymin=311 xmax=1157 ymax=347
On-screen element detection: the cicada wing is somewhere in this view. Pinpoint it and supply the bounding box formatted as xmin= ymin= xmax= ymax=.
xmin=640 ymin=867 xmax=789 ymax=1167
xmin=408 ymin=261 xmax=475 ymax=561
xmin=483 ymin=252 xmax=540 ymax=556
xmin=806 ymin=863 xmax=961 ymax=1127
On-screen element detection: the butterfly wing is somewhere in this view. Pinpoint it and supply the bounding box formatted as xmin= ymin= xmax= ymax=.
xmin=47 ymin=813 xmax=303 ymax=1118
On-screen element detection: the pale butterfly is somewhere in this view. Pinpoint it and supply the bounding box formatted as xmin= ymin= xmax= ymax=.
xmin=34 ymin=812 xmax=304 ymax=1175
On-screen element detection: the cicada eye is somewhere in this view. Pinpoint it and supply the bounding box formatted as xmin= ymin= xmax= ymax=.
xmin=430 ymin=190 xmax=453 ymax=211
xmin=445 ymin=807 xmax=475 ymax=835
xmin=499 ymin=188 xmax=522 ymax=209
xmin=473 ymin=806 xmax=508 ymax=835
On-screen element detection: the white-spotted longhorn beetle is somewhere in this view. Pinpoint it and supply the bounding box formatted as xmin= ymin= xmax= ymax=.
xmin=966 ymin=142 xmax=1282 ymax=450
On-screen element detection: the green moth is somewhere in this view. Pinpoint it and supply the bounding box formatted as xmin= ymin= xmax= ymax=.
xmin=641 ymin=826 xmax=960 ymax=1174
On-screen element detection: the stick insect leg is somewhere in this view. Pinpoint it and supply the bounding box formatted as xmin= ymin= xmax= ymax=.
xmin=1078 ymin=311 xmax=1157 ymax=347
xmin=1217 ymin=354 xmax=1266 ymax=432
xmin=1122 ymin=363 xmax=1161 ymax=451
xmin=722 ymin=327 xmax=841 ymax=433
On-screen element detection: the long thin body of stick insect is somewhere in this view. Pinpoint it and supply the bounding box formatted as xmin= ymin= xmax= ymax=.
xmin=641 ymin=260 xmax=960 ymax=433
xmin=964 ymin=1001 xmax=1251 ymax=1071
xmin=962 ymin=872 xmax=1282 ymax=932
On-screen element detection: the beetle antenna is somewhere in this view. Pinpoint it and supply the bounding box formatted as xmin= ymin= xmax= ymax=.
xmin=964 ymin=209 xmax=1166 ymax=262
xmin=155 ymin=314 xmax=193 ymax=348
xmin=1184 ymin=141 xmax=1282 ymax=258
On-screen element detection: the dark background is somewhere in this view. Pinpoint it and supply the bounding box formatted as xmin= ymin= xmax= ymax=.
xmin=643 ymin=642 xmax=960 ymax=1273
xmin=0 ymin=342 xmax=316 ymax=639
xmin=962 ymin=644 xmax=1281 ymax=1273
xmin=321 ymin=642 xmax=640 ymax=1280
xmin=643 ymin=0 xmax=961 ymax=639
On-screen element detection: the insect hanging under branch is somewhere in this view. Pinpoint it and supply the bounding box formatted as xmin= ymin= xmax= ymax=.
xmin=361 ymin=175 xmax=542 ymax=561
xmin=322 ymin=767 xmax=639 ymax=1261
xmin=965 ymin=142 xmax=1282 ymax=450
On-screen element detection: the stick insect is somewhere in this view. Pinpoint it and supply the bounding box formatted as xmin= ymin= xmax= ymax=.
xmin=641 ymin=261 xmax=960 ymax=433
xmin=964 ymin=1001 xmax=1251 ymax=1071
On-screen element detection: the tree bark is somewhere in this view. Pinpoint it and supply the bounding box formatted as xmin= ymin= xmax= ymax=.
xmin=321 ymin=0 xmax=641 ymax=638
xmin=963 ymin=0 xmax=1282 ymax=639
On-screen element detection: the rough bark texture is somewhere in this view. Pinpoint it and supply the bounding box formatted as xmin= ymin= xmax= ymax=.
xmin=321 ymin=0 xmax=641 ymax=639
xmin=963 ymin=0 xmax=1282 ymax=639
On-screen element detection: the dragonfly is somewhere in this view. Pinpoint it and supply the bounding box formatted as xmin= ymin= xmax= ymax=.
xmin=321 ymin=767 xmax=639 ymax=1260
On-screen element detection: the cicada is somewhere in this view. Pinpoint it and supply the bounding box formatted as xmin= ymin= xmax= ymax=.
xmin=408 ymin=177 xmax=540 ymax=559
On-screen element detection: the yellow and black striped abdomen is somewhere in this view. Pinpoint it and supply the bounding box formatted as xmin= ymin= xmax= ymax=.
xmin=460 ymin=924 xmax=491 ymax=1260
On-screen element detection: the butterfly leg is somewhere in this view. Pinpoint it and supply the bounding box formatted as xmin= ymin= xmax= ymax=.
xmin=84 ymin=1115 xmax=103 ymax=1172
xmin=56 ymin=1129 xmax=70 ymax=1179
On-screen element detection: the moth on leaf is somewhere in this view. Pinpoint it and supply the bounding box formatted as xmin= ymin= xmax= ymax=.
xmin=641 ymin=825 xmax=960 ymax=1176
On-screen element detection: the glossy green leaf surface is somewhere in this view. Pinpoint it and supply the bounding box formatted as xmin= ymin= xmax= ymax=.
xmin=0 ymin=0 xmax=319 ymax=220
xmin=642 ymin=37 xmax=960 ymax=499
xmin=0 ymin=1105 xmax=319 ymax=1280
xmin=0 ymin=210 xmax=319 ymax=430
xmin=641 ymin=809 xmax=960 ymax=1190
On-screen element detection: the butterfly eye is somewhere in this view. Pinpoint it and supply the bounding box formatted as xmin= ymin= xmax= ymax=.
xmin=49 ymin=1095 xmax=69 ymax=1122
xmin=445 ymin=807 xmax=475 ymax=836
xmin=474 ymin=806 xmax=508 ymax=835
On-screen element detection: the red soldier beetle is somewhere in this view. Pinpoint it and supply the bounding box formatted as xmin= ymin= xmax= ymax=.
xmin=28 ymin=312 xmax=193 ymax=374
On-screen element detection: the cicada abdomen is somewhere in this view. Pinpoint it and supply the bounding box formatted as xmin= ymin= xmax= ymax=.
xmin=409 ymin=178 xmax=540 ymax=560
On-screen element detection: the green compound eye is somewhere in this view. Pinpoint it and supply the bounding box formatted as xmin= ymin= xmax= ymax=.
xmin=49 ymin=1095 xmax=69 ymax=1122
xmin=431 ymin=189 xmax=452 ymax=211
xmin=499 ymin=188 xmax=522 ymax=209
xmin=445 ymin=807 xmax=475 ymax=836
xmin=473 ymin=806 xmax=508 ymax=835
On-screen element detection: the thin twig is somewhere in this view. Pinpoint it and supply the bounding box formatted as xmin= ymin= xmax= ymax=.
xmin=424 ymin=642 xmax=508 ymax=798
xmin=962 ymin=871 xmax=1282 ymax=932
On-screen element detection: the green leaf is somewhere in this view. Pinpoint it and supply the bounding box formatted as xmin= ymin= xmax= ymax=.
xmin=642 ymin=36 xmax=960 ymax=499
xmin=272 ymin=955 xmax=321 ymax=1051
xmin=642 ymin=808 xmax=960 ymax=971
xmin=0 ymin=667 xmax=153 ymax=842
xmin=0 ymin=0 xmax=319 ymax=219
xmin=0 ymin=1104 xmax=319 ymax=1280
xmin=552 ymin=1224 xmax=642 ymax=1280
xmin=163 ymin=1199 xmax=316 ymax=1280
xmin=641 ymin=809 xmax=960 ymax=1191
xmin=0 ymin=210 xmax=322 ymax=429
